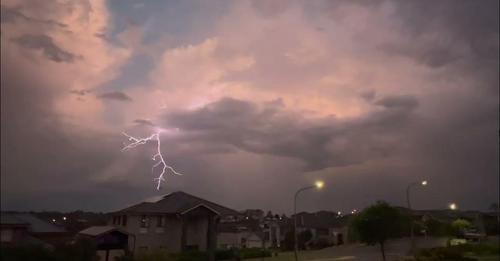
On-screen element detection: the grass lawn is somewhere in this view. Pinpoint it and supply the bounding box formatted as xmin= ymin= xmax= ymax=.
xmin=465 ymin=256 xmax=500 ymax=261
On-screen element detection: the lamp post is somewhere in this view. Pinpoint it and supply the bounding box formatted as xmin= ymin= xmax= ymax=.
xmin=407 ymin=180 xmax=427 ymax=254
xmin=294 ymin=181 xmax=324 ymax=261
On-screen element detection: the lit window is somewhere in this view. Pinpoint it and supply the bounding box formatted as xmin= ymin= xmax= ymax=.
xmin=140 ymin=216 xmax=149 ymax=228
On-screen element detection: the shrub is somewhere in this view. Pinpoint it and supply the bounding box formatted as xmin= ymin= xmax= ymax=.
xmin=215 ymin=248 xmax=238 ymax=260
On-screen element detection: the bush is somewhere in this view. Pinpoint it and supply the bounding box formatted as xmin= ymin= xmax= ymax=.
xmin=415 ymin=243 xmax=499 ymax=261
xmin=215 ymin=248 xmax=238 ymax=260
xmin=455 ymin=242 xmax=500 ymax=256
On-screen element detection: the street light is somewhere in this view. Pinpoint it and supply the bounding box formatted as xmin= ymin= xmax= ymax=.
xmin=407 ymin=180 xmax=428 ymax=254
xmin=449 ymin=203 xmax=457 ymax=210
xmin=294 ymin=181 xmax=324 ymax=261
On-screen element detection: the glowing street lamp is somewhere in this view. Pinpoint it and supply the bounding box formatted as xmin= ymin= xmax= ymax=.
xmin=294 ymin=181 xmax=324 ymax=261
xmin=407 ymin=180 xmax=428 ymax=254
xmin=449 ymin=203 xmax=457 ymax=210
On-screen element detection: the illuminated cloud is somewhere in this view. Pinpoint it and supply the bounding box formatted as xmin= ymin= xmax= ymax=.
xmin=1 ymin=0 xmax=498 ymax=213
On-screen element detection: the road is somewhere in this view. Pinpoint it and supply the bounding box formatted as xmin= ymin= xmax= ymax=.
xmin=251 ymin=237 xmax=448 ymax=261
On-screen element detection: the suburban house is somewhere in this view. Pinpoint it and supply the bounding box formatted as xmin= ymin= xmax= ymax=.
xmin=77 ymin=226 xmax=131 ymax=261
xmin=294 ymin=211 xmax=349 ymax=246
xmin=241 ymin=209 xmax=265 ymax=221
xmin=217 ymin=222 xmax=264 ymax=249
xmin=0 ymin=212 xmax=69 ymax=248
xmin=108 ymin=191 xmax=240 ymax=257
xmin=217 ymin=212 xmax=290 ymax=249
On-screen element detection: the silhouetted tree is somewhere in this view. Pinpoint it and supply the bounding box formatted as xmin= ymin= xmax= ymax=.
xmin=350 ymin=201 xmax=404 ymax=261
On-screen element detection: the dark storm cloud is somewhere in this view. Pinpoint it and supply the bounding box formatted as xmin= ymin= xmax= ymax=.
xmin=381 ymin=0 xmax=499 ymax=89
xmin=1 ymin=0 xmax=498 ymax=214
xmin=359 ymin=90 xmax=376 ymax=102
xmin=98 ymin=91 xmax=133 ymax=102
xmin=163 ymin=96 xmax=419 ymax=171
xmin=133 ymin=119 xmax=155 ymax=126
xmin=0 ymin=5 xmax=67 ymax=28
xmin=13 ymin=34 xmax=77 ymax=63
xmin=374 ymin=95 xmax=418 ymax=110
xmin=1 ymin=51 xmax=123 ymax=211
xmin=70 ymin=89 xmax=92 ymax=96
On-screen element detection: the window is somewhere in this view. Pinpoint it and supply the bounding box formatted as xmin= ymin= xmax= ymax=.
xmin=0 ymin=229 xmax=13 ymax=242
xmin=140 ymin=215 xmax=149 ymax=228
xmin=113 ymin=216 xmax=121 ymax=225
xmin=122 ymin=215 xmax=127 ymax=227
xmin=157 ymin=216 xmax=163 ymax=227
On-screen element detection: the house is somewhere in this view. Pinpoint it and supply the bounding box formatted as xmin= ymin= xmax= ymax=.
xmin=217 ymin=213 xmax=290 ymax=249
xmin=0 ymin=212 xmax=69 ymax=248
xmin=293 ymin=211 xmax=349 ymax=246
xmin=241 ymin=209 xmax=265 ymax=221
xmin=77 ymin=226 xmax=131 ymax=261
xmin=217 ymin=223 xmax=264 ymax=249
xmin=108 ymin=191 xmax=240 ymax=259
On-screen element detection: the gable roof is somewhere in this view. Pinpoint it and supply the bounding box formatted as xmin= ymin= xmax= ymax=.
xmin=112 ymin=191 xmax=241 ymax=217
xmin=0 ymin=212 xmax=65 ymax=233
xmin=78 ymin=226 xmax=129 ymax=237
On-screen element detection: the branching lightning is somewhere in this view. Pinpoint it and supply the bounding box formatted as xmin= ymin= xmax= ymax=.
xmin=122 ymin=131 xmax=182 ymax=190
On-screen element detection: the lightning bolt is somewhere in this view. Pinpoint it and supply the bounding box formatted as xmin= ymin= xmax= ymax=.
xmin=121 ymin=131 xmax=182 ymax=190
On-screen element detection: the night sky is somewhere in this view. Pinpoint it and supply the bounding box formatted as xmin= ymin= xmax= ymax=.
xmin=1 ymin=0 xmax=498 ymax=214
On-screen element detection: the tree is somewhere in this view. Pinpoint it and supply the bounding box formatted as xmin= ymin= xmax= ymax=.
xmin=450 ymin=218 xmax=471 ymax=237
xmin=350 ymin=201 xmax=404 ymax=261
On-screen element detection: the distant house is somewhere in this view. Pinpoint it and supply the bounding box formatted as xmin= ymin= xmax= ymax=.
xmin=0 ymin=212 xmax=68 ymax=248
xmin=217 ymin=213 xmax=290 ymax=249
xmin=77 ymin=226 xmax=130 ymax=261
xmin=217 ymin=223 xmax=263 ymax=249
xmin=108 ymin=191 xmax=240 ymax=259
xmin=293 ymin=211 xmax=349 ymax=246
xmin=241 ymin=209 xmax=265 ymax=221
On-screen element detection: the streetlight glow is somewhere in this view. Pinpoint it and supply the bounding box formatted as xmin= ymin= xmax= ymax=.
xmin=315 ymin=181 xmax=324 ymax=189
xmin=421 ymin=180 xmax=428 ymax=186
xmin=449 ymin=203 xmax=457 ymax=210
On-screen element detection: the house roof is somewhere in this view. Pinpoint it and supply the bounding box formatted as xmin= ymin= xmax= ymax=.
xmin=218 ymin=219 xmax=263 ymax=233
xmin=78 ymin=226 xmax=128 ymax=237
xmin=112 ymin=191 xmax=241 ymax=217
xmin=294 ymin=211 xmax=347 ymax=229
xmin=1 ymin=212 xmax=65 ymax=233
xmin=1 ymin=213 xmax=29 ymax=226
